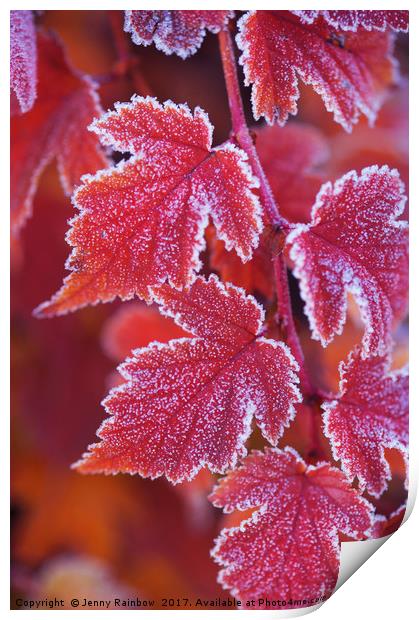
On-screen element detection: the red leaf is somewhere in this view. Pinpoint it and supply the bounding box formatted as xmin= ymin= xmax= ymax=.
xmin=102 ymin=302 xmax=188 ymax=361
xmin=11 ymin=32 xmax=108 ymax=236
xmin=286 ymin=165 xmax=408 ymax=357
xmin=210 ymin=447 xmax=373 ymax=607
xmin=322 ymin=348 xmax=408 ymax=498
xmin=293 ymin=10 xmax=409 ymax=33
xmin=35 ymin=97 xmax=262 ymax=317
xmin=74 ymin=276 xmax=301 ymax=483
xmin=124 ymin=10 xmax=233 ymax=58
xmin=10 ymin=10 xmax=37 ymax=114
xmin=236 ymin=11 xmax=397 ymax=131
xmin=256 ymin=123 xmax=329 ymax=223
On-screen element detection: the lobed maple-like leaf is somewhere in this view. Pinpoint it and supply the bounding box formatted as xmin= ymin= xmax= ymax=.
xmin=293 ymin=10 xmax=409 ymax=33
xmin=286 ymin=165 xmax=408 ymax=357
xmin=10 ymin=10 xmax=37 ymax=114
xmin=74 ymin=275 xmax=301 ymax=483
xmin=11 ymin=31 xmax=108 ymax=236
xmin=35 ymin=96 xmax=262 ymax=317
xmin=236 ymin=11 xmax=397 ymax=131
xmin=124 ymin=10 xmax=233 ymax=59
xmin=322 ymin=348 xmax=408 ymax=498
xmin=210 ymin=447 xmax=373 ymax=607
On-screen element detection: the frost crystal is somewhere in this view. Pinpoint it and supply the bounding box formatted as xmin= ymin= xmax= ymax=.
xmin=210 ymin=447 xmax=373 ymax=607
xmin=10 ymin=10 xmax=37 ymax=114
xmin=35 ymin=97 xmax=263 ymax=317
xmin=236 ymin=11 xmax=397 ymax=131
xmin=293 ymin=10 xmax=409 ymax=33
xmin=74 ymin=276 xmax=301 ymax=483
xmin=322 ymin=348 xmax=408 ymax=498
xmin=287 ymin=165 xmax=408 ymax=357
xmin=124 ymin=10 xmax=233 ymax=59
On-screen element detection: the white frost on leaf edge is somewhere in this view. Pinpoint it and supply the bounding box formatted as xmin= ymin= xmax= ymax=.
xmin=211 ymin=142 xmax=263 ymax=262
xmin=151 ymin=273 xmax=266 ymax=339
xmin=89 ymin=96 xmax=262 ymax=262
xmin=253 ymin=338 xmax=302 ymax=445
xmin=73 ymin=280 xmax=303 ymax=483
xmin=235 ymin=10 xmax=398 ymax=132
xmin=236 ymin=11 xmax=300 ymax=127
xmin=321 ymin=347 xmax=409 ymax=498
xmin=292 ymin=10 xmax=409 ymax=33
xmin=73 ymin=338 xmax=266 ymax=484
xmin=124 ymin=10 xmax=234 ymax=60
xmin=89 ymin=94 xmax=214 ymax=156
xmin=286 ymin=165 xmax=408 ymax=356
xmin=210 ymin=446 xmax=374 ymax=599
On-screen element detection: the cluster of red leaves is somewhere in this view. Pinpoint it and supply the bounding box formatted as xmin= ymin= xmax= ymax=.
xmin=11 ymin=9 xmax=408 ymax=610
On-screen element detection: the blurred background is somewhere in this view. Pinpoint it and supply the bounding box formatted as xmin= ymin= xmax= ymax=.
xmin=11 ymin=10 xmax=408 ymax=609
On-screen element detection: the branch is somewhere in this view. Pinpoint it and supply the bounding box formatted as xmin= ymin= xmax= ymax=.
xmin=218 ymin=27 xmax=316 ymax=399
xmin=273 ymin=255 xmax=315 ymax=396
xmin=218 ymin=28 xmax=289 ymax=231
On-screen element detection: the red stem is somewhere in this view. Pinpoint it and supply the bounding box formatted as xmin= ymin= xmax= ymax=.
xmin=218 ymin=27 xmax=315 ymax=398
xmin=273 ymin=256 xmax=315 ymax=396
xmin=218 ymin=29 xmax=289 ymax=231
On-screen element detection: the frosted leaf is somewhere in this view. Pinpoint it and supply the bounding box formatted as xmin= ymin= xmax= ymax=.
xmin=236 ymin=11 xmax=397 ymax=131
xmin=10 ymin=10 xmax=37 ymax=114
xmin=210 ymin=447 xmax=373 ymax=607
xmin=73 ymin=276 xmax=301 ymax=483
xmin=35 ymin=96 xmax=263 ymax=317
xmin=322 ymin=347 xmax=408 ymax=498
xmin=286 ymin=165 xmax=408 ymax=357
xmin=293 ymin=10 xmax=409 ymax=33
xmin=124 ymin=10 xmax=233 ymax=59
xmin=11 ymin=32 xmax=108 ymax=237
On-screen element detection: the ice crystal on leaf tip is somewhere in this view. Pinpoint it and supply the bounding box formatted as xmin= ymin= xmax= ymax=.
xmin=210 ymin=447 xmax=373 ymax=607
xmin=322 ymin=348 xmax=408 ymax=498
xmin=10 ymin=10 xmax=37 ymax=114
xmin=286 ymin=165 xmax=408 ymax=357
xmin=293 ymin=10 xmax=409 ymax=33
xmin=11 ymin=31 xmax=108 ymax=237
xmin=236 ymin=10 xmax=397 ymax=131
xmin=124 ymin=10 xmax=233 ymax=59
xmin=34 ymin=96 xmax=262 ymax=318
xmin=73 ymin=275 xmax=301 ymax=484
